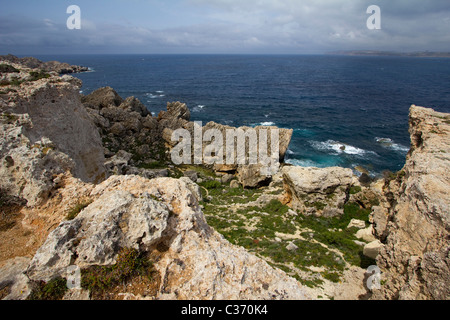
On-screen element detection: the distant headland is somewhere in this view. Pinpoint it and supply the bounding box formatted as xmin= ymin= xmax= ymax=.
xmin=328 ymin=50 xmax=450 ymax=58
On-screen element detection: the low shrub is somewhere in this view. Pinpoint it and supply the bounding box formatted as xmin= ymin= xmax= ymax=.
xmin=27 ymin=277 xmax=68 ymax=300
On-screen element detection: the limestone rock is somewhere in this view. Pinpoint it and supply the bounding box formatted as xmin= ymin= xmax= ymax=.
xmin=0 ymin=257 xmax=32 ymax=300
xmin=119 ymin=96 xmax=150 ymax=117
xmin=82 ymin=87 xmax=123 ymax=109
xmin=282 ymin=166 xmax=353 ymax=216
xmin=355 ymin=225 xmax=376 ymax=242
xmin=158 ymin=101 xmax=191 ymax=131
xmin=24 ymin=176 xmax=310 ymax=300
xmin=230 ymin=180 xmax=240 ymax=189
xmin=370 ymin=206 xmax=389 ymax=240
xmin=2 ymin=76 xmax=106 ymax=185
xmin=347 ymin=219 xmax=366 ymax=230
xmin=237 ymin=164 xmax=271 ymax=188
xmin=286 ymin=242 xmax=298 ymax=251
xmin=82 ymin=87 xmax=163 ymax=169
xmin=157 ymin=109 xmax=293 ymax=186
xmin=1 ymin=74 xmax=107 ymax=205
xmin=183 ymin=170 xmax=198 ymax=182
xmin=372 ymin=105 xmax=450 ymax=300
xmin=363 ymin=240 xmax=383 ymax=260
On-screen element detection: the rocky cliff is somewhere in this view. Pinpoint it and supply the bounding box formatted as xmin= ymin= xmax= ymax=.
xmin=0 ymin=57 xmax=449 ymax=300
xmin=0 ymin=61 xmax=106 ymax=206
xmin=371 ymin=105 xmax=450 ymax=300
xmin=0 ymin=59 xmax=310 ymax=300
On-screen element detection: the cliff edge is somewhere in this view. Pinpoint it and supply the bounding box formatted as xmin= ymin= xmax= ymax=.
xmin=371 ymin=105 xmax=450 ymax=299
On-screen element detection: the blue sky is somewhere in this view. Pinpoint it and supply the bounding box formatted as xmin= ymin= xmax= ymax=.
xmin=1 ymin=0 xmax=450 ymax=54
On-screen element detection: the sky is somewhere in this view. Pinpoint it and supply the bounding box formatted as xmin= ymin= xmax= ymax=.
xmin=1 ymin=0 xmax=450 ymax=55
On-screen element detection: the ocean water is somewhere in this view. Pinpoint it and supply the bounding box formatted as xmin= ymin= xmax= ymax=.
xmin=35 ymin=54 xmax=450 ymax=176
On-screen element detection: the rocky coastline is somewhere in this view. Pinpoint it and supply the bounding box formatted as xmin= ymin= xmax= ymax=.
xmin=0 ymin=57 xmax=448 ymax=300
xmin=0 ymin=54 xmax=90 ymax=74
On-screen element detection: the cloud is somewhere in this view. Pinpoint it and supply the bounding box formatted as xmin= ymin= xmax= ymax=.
xmin=0 ymin=0 xmax=449 ymax=54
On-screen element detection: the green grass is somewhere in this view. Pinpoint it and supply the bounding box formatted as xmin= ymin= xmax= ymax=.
xmin=349 ymin=186 xmax=362 ymax=195
xmin=0 ymin=64 xmax=20 ymax=73
xmin=81 ymin=248 xmax=155 ymax=298
xmin=305 ymin=201 xmax=327 ymax=210
xmin=66 ymin=200 xmax=92 ymax=220
xmin=0 ymin=77 xmax=22 ymax=87
xmin=28 ymin=70 xmax=51 ymax=81
xmin=27 ymin=277 xmax=68 ymax=300
xmin=200 ymin=176 xmax=379 ymax=288
xmin=295 ymin=202 xmax=372 ymax=267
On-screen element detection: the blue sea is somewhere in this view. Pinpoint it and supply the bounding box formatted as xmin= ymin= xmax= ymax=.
xmin=35 ymin=54 xmax=450 ymax=176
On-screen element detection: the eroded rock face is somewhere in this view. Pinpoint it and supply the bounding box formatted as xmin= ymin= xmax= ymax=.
xmin=282 ymin=166 xmax=354 ymax=217
xmin=0 ymin=74 xmax=106 ymax=205
xmin=25 ymin=176 xmax=310 ymax=300
xmin=82 ymin=87 xmax=164 ymax=171
xmin=372 ymin=105 xmax=450 ymax=300
xmin=158 ymin=108 xmax=294 ymax=187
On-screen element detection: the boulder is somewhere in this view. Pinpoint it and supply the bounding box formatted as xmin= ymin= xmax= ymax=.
xmin=237 ymin=164 xmax=271 ymax=188
xmin=286 ymin=242 xmax=298 ymax=251
xmin=363 ymin=240 xmax=383 ymax=259
xmin=82 ymin=87 xmax=123 ymax=109
xmin=347 ymin=219 xmax=366 ymax=230
xmin=157 ymin=101 xmax=191 ymax=130
xmin=370 ymin=206 xmax=389 ymax=240
xmin=119 ymin=96 xmax=150 ymax=117
xmin=355 ymin=225 xmax=376 ymax=242
xmin=183 ymin=170 xmax=198 ymax=182
xmin=282 ymin=166 xmax=354 ymax=217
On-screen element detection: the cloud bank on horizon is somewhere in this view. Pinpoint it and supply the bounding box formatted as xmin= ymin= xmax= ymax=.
xmin=1 ymin=0 xmax=449 ymax=55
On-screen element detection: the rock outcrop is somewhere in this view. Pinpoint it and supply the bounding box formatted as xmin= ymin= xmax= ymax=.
xmin=82 ymin=87 xmax=162 ymax=165
xmin=25 ymin=175 xmax=310 ymax=300
xmin=1 ymin=54 xmax=89 ymax=74
xmin=159 ymin=102 xmax=294 ymax=187
xmin=0 ymin=69 xmax=106 ymax=205
xmin=371 ymin=105 xmax=450 ymax=300
xmin=281 ymin=166 xmax=354 ymax=217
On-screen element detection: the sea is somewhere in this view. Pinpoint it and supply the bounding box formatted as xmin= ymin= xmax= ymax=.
xmin=34 ymin=54 xmax=450 ymax=176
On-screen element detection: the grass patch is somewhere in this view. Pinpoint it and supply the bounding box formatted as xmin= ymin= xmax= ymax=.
xmin=349 ymin=186 xmax=362 ymax=195
xmin=27 ymin=277 xmax=68 ymax=300
xmin=296 ymin=202 xmax=372 ymax=267
xmin=0 ymin=77 xmax=22 ymax=87
xmin=0 ymin=64 xmax=20 ymax=73
xmin=199 ymin=180 xmax=222 ymax=190
xmin=305 ymin=201 xmax=327 ymax=210
xmin=200 ymin=177 xmax=378 ymax=287
xmin=1 ymin=113 xmax=19 ymax=124
xmin=28 ymin=70 xmax=51 ymax=81
xmin=179 ymin=164 xmax=217 ymax=179
xmin=66 ymin=200 xmax=92 ymax=220
xmin=81 ymin=248 xmax=156 ymax=299
xmin=322 ymin=271 xmax=341 ymax=283
xmin=138 ymin=161 xmax=167 ymax=170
